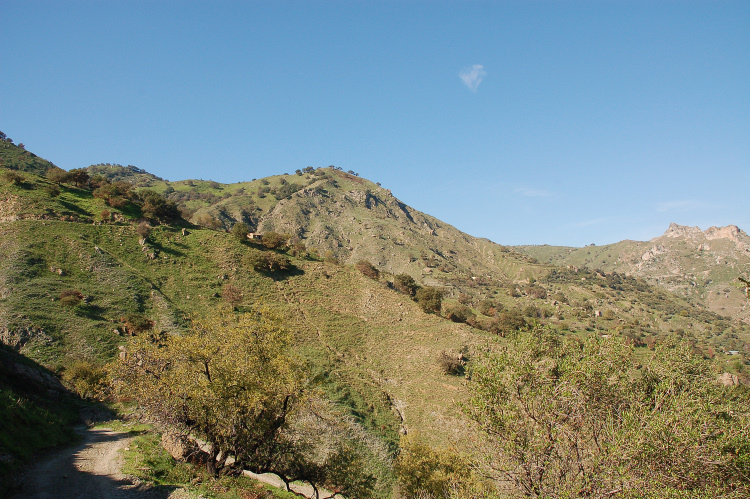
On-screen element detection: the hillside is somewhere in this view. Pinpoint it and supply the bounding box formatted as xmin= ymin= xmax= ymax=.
xmin=516 ymin=223 xmax=750 ymax=324
xmin=2 ymin=137 xmax=749 ymax=495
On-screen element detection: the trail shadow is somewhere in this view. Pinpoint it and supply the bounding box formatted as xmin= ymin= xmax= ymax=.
xmin=12 ymin=428 xmax=177 ymax=499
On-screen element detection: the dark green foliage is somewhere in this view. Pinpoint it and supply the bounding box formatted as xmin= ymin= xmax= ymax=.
xmin=355 ymin=260 xmax=380 ymax=280
xmin=260 ymin=231 xmax=288 ymax=250
xmin=230 ymin=222 xmax=250 ymax=241
xmin=272 ymin=181 xmax=301 ymax=200
xmin=47 ymin=168 xmax=73 ymax=184
xmin=92 ymin=180 xmax=134 ymax=208
xmin=443 ymin=303 xmax=474 ymax=324
xmin=416 ymin=286 xmax=443 ymax=314
xmin=69 ymin=168 xmax=90 ymax=188
xmin=139 ymin=190 xmax=180 ymax=222
xmin=394 ymin=273 xmax=419 ymax=297
xmin=43 ymin=184 xmax=60 ymax=197
xmin=243 ymin=249 xmax=293 ymax=273
xmin=487 ymin=309 xmax=528 ymax=336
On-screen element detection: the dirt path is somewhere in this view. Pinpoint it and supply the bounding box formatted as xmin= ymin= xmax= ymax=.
xmin=13 ymin=427 xmax=186 ymax=499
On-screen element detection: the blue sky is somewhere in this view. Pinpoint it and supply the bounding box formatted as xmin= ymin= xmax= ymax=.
xmin=2 ymin=1 xmax=748 ymax=246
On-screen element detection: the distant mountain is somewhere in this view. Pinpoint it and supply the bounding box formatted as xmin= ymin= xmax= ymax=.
xmin=516 ymin=223 xmax=750 ymax=323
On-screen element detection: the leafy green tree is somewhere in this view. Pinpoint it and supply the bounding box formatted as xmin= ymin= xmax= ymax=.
xmin=230 ymin=222 xmax=250 ymax=242
xmin=443 ymin=303 xmax=474 ymax=324
xmin=394 ymin=273 xmax=419 ymax=297
xmin=111 ymin=308 xmax=306 ymax=478
xmin=243 ymin=249 xmax=292 ymax=273
xmin=69 ymin=168 xmax=90 ymax=188
xmin=139 ymin=190 xmax=180 ymax=222
xmin=416 ymin=286 xmax=443 ymax=314
xmin=465 ymin=327 xmax=750 ymax=498
xmin=260 ymin=231 xmax=288 ymax=250
xmin=47 ymin=167 xmax=73 ymax=184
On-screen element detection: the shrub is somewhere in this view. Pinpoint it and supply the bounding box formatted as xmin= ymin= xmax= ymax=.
xmin=396 ymin=435 xmax=492 ymax=498
xmin=2 ymin=170 xmax=24 ymax=185
xmin=443 ymin=304 xmax=475 ymax=324
xmin=243 ymin=250 xmax=292 ymax=273
xmin=466 ymin=330 xmax=750 ymax=497
xmin=230 ymin=222 xmax=249 ymax=242
xmin=526 ymin=284 xmax=547 ymax=299
xmin=59 ymin=289 xmax=84 ymax=307
xmin=260 ymin=231 xmax=288 ymax=250
xmin=136 ymin=221 xmax=151 ymax=239
xmin=487 ymin=309 xmax=528 ymax=336
xmin=43 ymin=184 xmax=61 ymax=197
xmin=120 ymin=313 xmax=155 ymax=336
xmin=47 ymin=168 xmax=72 ymax=184
xmin=222 ymin=283 xmax=243 ymax=309
xmin=62 ymin=360 xmax=108 ymax=399
xmin=290 ymin=241 xmax=307 ymax=257
xmin=394 ymin=273 xmax=419 ymax=297
xmin=437 ymin=351 xmax=465 ymax=375
xmin=416 ymin=287 xmax=443 ymax=314
xmin=323 ymin=250 xmax=339 ymax=265
xmin=355 ymin=260 xmax=379 ymax=280
xmin=477 ymin=299 xmax=496 ymax=317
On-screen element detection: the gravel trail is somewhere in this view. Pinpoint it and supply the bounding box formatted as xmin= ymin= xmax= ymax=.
xmin=12 ymin=427 xmax=189 ymax=499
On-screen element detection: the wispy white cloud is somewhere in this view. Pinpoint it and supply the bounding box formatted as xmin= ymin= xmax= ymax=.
xmin=515 ymin=187 xmax=552 ymax=198
xmin=657 ymin=200 xmax=711 ymax=212
xmin=459 ymin=64 xmax=486 ymax=92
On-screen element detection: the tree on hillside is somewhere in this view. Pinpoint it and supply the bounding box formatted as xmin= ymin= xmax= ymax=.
xmin=139 ymin=190 xmax=180 ymax=222
xmin=47 ymin=167 xmax=73 ymax=184
xmin=69 ymin=168 xmax=90 ymax=188
xmin=260 ymin=231 xmax=289 ymax=250
xmin=111 ymin=308 xmax=305 ymax=477
xmin=465 ymin=327 xmax=750 ymax=498
xmin=243 ymin=248 xmax=293 ymax=273
xmin=231 ymin=222 xmax=250 ymax=242
xmin=394 ymin=273 xmax=419 ymax=297
xmin=111 ymin=308 xmax=376 ymax=495
xmin=416 ymin=286 xmax=443 ymax=314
